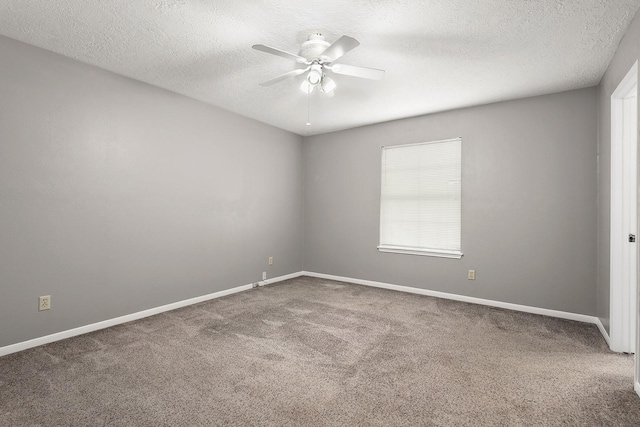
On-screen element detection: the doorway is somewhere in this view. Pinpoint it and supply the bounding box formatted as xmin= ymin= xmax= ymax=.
xmin=610 ymin=60 xmax=638 ymax=395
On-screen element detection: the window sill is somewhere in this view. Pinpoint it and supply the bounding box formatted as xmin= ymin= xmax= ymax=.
xmin=377 ymin=246 xmax=463 ymax=259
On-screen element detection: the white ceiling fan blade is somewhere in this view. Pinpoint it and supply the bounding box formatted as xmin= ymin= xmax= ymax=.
xmin=259 ymin=67 xmax=309 ymax=86
xmin=331 ymin=63 xmax=385 ymax=80
xmin=252 ymin=44 xmax=310 ymax=64
xmin=319 ymin=36 xmax=360 ymax=62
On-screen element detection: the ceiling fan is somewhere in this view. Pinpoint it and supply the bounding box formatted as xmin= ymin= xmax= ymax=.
xmin=252 ymin=34 xmax=385 ymax=95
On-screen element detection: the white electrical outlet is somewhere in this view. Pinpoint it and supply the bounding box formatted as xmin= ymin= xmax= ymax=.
xmin=468 ymin=270 xmax=476 ymax=280
xmin=39 ymin=295 xmax=51 ymax=311
xmin=262 ymin=272 xmax=267 ymax=280
xmin=268 ymin=257 xmax=273 ymax=265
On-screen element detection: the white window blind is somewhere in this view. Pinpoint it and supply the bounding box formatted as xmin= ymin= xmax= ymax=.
xmin=378 ymin=138 xmax=462 ymax=258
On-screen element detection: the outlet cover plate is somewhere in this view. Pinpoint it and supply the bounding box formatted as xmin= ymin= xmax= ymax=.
xmin=39 ymin=295 xmax=51 ymax=311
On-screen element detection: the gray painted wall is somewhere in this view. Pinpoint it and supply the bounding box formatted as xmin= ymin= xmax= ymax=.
xmin=0 ymin=36 xmax=304 ymax=348
xmin=304 ymin=88 xmax=598 ymax=315
xmin=6 ymin=11 xmax=635 ymax=349
xmin=596 ymin=10 xmax=640 ymax=334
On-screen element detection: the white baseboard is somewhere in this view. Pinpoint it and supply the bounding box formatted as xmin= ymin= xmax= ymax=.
xmin=594 ymin=317 xmax=611 ymax=346
xmin=0 ymin=272 xmax=301 ymax=358
xmin=635 ymin=381 xmax=640 ymax=398
xmin=263 ymin=271 xmax=303 ymax=286
xmin=302 ymin=271 xmax=600 ymax=325
xmin=1 ymin=270 xmax=607 ymax=358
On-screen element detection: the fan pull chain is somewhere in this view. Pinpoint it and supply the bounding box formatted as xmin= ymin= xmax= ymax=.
xmin=306 ymin=84 xmax=311 ymax=126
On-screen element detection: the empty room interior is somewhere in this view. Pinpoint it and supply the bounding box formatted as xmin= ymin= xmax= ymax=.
xmin=3 ymin=1 xmax=640 ymax=425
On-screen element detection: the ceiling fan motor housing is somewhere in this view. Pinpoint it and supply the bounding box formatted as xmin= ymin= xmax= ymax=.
xmin=298 ymin=34 xmax=330 ymax=61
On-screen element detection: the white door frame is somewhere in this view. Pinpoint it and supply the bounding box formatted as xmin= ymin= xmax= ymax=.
xmin=610 ymin=61 xmax=639 ymax=394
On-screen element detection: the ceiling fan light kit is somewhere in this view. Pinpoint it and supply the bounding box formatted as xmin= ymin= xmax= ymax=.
xmin=307 ymin=63 xmax=323 ymax=85
xmin=300 ymin=71 xmax=336 ymax=95
xmin=252 ymin=33 xmax=385 ymax=96
xmin=321 ymin=75 xmax=336 ymax=94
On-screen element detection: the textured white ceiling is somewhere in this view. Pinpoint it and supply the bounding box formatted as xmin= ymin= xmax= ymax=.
xmin=0 ymin=0 xmax=639 ymax=136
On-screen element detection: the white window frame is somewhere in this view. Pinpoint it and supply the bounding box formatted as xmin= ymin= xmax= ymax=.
xmin=378 ymin=137 xmax=463 ymax=259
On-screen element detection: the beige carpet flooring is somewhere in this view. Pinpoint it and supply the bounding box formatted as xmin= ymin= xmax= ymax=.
xmin=1 ymin=276 xmax=639 ymax=426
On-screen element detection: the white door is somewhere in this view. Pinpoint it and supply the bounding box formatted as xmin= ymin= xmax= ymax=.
xmin=621 ymin=93 xmax=637 ymax=354
xmin=610 ymin=61 xmax=638 ymax=357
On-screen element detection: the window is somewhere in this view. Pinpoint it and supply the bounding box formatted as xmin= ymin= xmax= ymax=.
xmin=378 ymin=138 xmax=462 ymax=259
